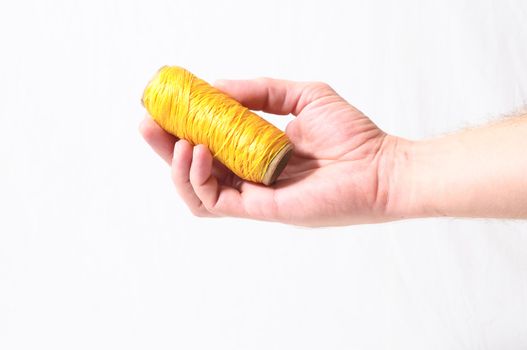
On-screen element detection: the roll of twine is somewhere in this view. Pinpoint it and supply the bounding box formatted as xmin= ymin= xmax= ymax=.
xmin=142 ymin=66 xmax=293 ymax=185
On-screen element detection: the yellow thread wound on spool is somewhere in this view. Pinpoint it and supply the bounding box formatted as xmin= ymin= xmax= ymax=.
xmin=142 ymin=66 xmax=293 ymax=185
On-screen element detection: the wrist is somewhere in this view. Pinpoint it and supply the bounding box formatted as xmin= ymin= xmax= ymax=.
xmin=383 ymin=116 xmax=527 ymax=221
xmin=383 ymin=137 xmax=436 ymax=220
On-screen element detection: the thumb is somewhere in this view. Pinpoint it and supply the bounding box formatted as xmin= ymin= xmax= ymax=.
xmin=213 ymin=78 xmax=336 ymax=116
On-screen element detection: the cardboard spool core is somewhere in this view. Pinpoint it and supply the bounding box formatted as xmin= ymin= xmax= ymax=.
xmin=262 ymin=143 xmax=294 ymax=186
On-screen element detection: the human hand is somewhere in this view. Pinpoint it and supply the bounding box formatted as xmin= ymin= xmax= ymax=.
xmin=140 ymin=78 xmax=408 ymax=227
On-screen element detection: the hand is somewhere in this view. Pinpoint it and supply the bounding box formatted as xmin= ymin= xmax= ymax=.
xmin=140 ymin=78 xmax=406 ymax=227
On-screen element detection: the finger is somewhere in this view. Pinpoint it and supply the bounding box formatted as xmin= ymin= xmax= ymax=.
xmin=139 ymin=116 xmax=178 ymax=165
xmin=214 ymin=78 xmax=336 ymax=116
xmin=189 ymin=144 xmax=247 ymax=217
xmin=171 ymin=140 xmax=216 ymax=217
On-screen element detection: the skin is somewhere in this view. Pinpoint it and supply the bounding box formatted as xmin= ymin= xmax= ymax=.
xmin=139 ymin=78 xmax=527 ymax=227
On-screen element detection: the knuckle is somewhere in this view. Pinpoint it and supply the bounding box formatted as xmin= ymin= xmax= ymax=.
xmin=199 ymin=200 xmax=218 ymax=215
xmin=255 ymin=76 xmax=273 ymax=85
xmin=188 ymin=168 xmax=203 ymax=188
xmin=201 ymin=202 xmax=217 ymax=215
xmin=302 ymin=81 xmax=336 ymax=103
xmin=171 ymin=171 xmax=186 ymax=187
xmin=190 ymin=207 xmax=208 ymax=217
xmin=206 ymin=201 xmax=225 ymax=216
xmin=308 ymin=81 xmax=332 ymax=92
xmin=192 ymin=210 xmax=206 ymax=217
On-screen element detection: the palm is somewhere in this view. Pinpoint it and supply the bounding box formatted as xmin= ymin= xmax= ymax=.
xmin=217 ymin=85 xmax=392 ymax=226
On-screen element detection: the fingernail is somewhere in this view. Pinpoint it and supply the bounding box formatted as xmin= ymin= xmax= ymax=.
xmin=193 ymin=144 xmax=202 ymax=156
xmin=173 ymin=141 xmax=181 ymax=158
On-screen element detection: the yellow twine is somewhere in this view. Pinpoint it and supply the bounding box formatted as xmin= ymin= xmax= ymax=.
xmin=142 ymin=66 xmax=292 ymax=184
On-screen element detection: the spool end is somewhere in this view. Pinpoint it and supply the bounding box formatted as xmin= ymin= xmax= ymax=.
xmin=141 ymin=65 xmax=170 ymax=108
xmin=262 ymin=143 xmax=294 ymax=186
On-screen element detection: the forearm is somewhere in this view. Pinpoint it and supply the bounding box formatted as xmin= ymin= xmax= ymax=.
xmin=390 ymin=113 xmax=527 ymax=219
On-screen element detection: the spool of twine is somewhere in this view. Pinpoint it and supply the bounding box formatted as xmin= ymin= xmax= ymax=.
xmin=142 ymin=66 xmax=293 ymax=185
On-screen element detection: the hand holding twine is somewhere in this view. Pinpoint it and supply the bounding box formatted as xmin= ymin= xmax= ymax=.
xmin=142 ymin=66 xmax=293 ymax=185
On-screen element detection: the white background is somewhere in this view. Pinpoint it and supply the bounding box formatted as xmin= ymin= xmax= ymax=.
xmin=1 ymin=0 xmax=527 ymax=349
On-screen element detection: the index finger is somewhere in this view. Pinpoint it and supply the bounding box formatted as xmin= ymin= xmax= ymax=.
xmin=139 ymin=115 xmax=178 ymax=165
